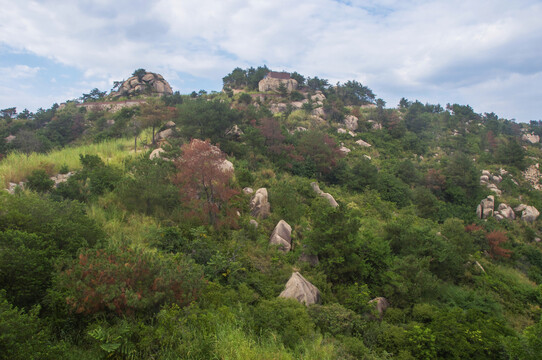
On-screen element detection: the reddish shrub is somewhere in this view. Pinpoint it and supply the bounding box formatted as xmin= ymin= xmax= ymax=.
xmin=58 ymin=247 xmax=203 ymax=316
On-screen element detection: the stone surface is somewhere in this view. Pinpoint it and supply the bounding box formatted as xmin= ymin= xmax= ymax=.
xmin=339 ymin=146 xmax=351 ymax=154
xmin=311 ymin=107 xmax=325 ymax=117
xmin=279 ymin=272 xmax=321 ymax=306
xmin=311 ymin=91 xmax=326 ymax=102
xmin=344 ymin=115 xmax=358 ymax=131
xmin=337 ymin=128 xmax=347 ymax=134
xmin=356 ymin=139 xmax=372 ymax=147
xmin=523 ymin=164 xmax=542 ymax=190
xmin=522 ymin=133 xmax=540 ymax=144
xmin=311 ymin=182 xmax=339 ymax=207
xmin=155 ymin=128 xmax=174 ymax=142
xmin=368 ymin=297 xmax=389 ymax=319
xmin=243 ymin=187 xmax=254 ymax=195
xmin=110 ymin=72 xmax=173 ymax=98
xmin=149 ymin=148 xmax=165 ymax=160
xmin=270 ymin=103 xmax=288 ymax=114
xmin=259 ymin=77 xmax=298 ymax=93
xmin=249 ymin=219 xmax=258 ymax=228
xmin=164 ymin=120 xmax=176 ymax=128
xmin=476 ymin=195 xmax=495 ymax=219
xmin=522 ymin=206 xmax=540 ymax=222
xmin=269 ymin=220 xmax=292 ymax=253
xmin=250 ymin=188 xmax=271 ymax=218
xmin=225 ymin=124 xmax=243 ymax=138
xmin=496 ymin=203 xmax=515 ymax=220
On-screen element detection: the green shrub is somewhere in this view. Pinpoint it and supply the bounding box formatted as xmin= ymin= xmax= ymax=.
xmin=308 ymin=303 xmax=363 ymax=336
xmin=26 ymin=169 xmax=54 ymax=193
xmin=252 ymin=298 xmax=315 ymax=349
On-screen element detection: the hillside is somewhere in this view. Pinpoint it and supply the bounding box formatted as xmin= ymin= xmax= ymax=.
xmin=1 ymin=67 xmax=542 ymax=359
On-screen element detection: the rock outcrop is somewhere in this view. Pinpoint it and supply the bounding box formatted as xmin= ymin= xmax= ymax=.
xmin=344 ymin=115 xmax=358 ymax=131
xmin=110 ymin=72 xmax=173 ymax=98
xmin=521 ymin=205 xmax=540 ymax=222
xmin=279 ymin=272 xmax=321 ymax=306
xmin=258 ymin=77 xmax=298 ymax=93
xmin=480 ymin=170 xmax=503 ymax=195
xmin=269 ymin=220 xmax=292 ymax=252
xmin=495 ymin=203 xmax=515 ymax=221
xmin=311 ymin=182 xmax=339 ymax=208
xmin=356 ymin=139 xmax=372 ymax=147
xmin=522 ymin=133 xmax=540 ymax=144
xmin=250 ymin=188 xmax=271 ymax=218
xmin=476 ymin=195 xmax=495 ymax=219
xmin=523 ymin=164 xmax=542 ymax=190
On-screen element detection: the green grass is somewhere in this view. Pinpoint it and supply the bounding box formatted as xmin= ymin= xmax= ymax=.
xmin=0 ymin=137 xmax=137 ymax=187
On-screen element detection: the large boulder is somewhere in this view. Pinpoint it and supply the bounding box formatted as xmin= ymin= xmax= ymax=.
xmin=258 ymin=77 xmax=298 ymax=93
xmin=368 ymin=297 xmax=389 ymax=319
xmin=496 ymin=203 xmax=515 ymax=221
xmin=269 ymin=220 xmax=292 ymax=252
xmin=476 ymin=195 xmax=494 ymax=219
xmin=522 ymin=133 xmax=540 ymax=144
xmin=311 ymin=182 xmax=339 ymax=208
xmin=110 ymin=72 xmax=173 ymax=98
xmin=279 ymin=272 xmax=321 ymax=306
xmin=344 ymin=115 xmax=358 ymax=131
xmin=356 ymin=139 xmax=372 ymax=147
xmin=522 ymin=206 xmax=540 ymax=222
xmin=250 ymin=188 xmax=271 ymax=218
xmin=155 ymin=128 xmax=174 ymax=142
xmin=149 ymin=148 xmax=165 ymax=160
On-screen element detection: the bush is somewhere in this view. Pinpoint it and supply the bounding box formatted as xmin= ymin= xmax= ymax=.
xmin=309 ymin=303 xmax=363 ymax=336
xmin=0 ymin=291 xmax=66 ymax=360
xmin=26 ymin=169 xmax=54 ymax=193
xmin=252 ymin=298 xmax=314 ymax=349
xmin=56 ymin=247 xmax=203 ymax=316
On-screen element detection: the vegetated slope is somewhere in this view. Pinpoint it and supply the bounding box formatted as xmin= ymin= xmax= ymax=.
xmin=1 ymin=67 xmax=542 ymax=359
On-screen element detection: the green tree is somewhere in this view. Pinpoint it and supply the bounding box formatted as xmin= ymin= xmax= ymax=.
xmin=177 ymin=99 xmax=240 ymax=143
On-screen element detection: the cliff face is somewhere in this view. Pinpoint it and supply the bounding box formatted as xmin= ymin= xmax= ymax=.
xmin=110 ymin=72 xmax=173 ymax=98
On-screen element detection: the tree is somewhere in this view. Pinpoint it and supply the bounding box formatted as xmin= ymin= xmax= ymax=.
xmin=80 ymin=88 xmax=106 ymax=103
xmin=138 ymin=98 xmax=176 ymax=144
xmin=173 ymin=139 xmax=239 ymax=227
xmin=177 ymin=99 xmax=240 ymax=143
xmin=132 ymin=68 xmax=147 ymax=80
xmin=12 ymin=129 xmax=48 ymax=156
xmin=0 ymin=107 xmax=16 ymax=121
xmin=335 ymin=80 xmax=375 ymax=105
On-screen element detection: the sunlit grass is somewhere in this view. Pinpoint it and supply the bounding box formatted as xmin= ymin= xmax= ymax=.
xmin=0 ymin=131 xmax=154 ymax=187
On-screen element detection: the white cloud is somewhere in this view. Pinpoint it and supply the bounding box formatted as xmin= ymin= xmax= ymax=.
xmin=0 ymin=64 xmax=40 ymax=79
xmin=0 ymin=0 xmax=541 ymax=120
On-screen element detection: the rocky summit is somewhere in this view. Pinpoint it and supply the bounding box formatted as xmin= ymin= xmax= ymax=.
xmin=110 ymin=71 xmax=173 ymax=98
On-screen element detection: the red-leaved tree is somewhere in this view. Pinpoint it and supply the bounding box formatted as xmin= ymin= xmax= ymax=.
xmin=486 ymin=230 xmax=512 ymax=259
xmin=173 ymin=139 xmax=239 ymax=227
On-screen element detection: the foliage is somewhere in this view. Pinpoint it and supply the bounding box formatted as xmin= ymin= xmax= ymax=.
xmin=0 ymin=291 xmax=66 ymax=360
xmin=26 ymin=169 xmax=55 ymax=193
xmin=57 ymin=247 xmax=203 ymax=316
xmin=173 ymin=139 xmax=239 ymax=227
xmin=176 ymin=98 xmax=240 ymax=143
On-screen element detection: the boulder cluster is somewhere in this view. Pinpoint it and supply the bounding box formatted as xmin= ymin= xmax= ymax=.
xmin=480 ymin=169 xmax=504 ymax=196
xmin=110 ymin=72 xmax=173 ymax=98
xmin=476 ymin=195 xmax=539 ymax=222
xmin=523 ymin=164 xmax=542 ymax=190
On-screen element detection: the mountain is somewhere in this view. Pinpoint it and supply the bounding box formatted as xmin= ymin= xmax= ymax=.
xmin=1 ymin=67 xmax=542 ymax=359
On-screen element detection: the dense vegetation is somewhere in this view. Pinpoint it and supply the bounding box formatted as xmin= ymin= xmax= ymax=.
xmin=1 ymin=67 xmax=542 ymax=359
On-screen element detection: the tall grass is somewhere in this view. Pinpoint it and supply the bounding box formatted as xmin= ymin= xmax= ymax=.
xmin=0 ymin=137 xmax=136 ymax=187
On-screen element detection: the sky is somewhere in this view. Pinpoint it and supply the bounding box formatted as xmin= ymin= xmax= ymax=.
xmin=1 ymin=0 xmax=541 ymax=122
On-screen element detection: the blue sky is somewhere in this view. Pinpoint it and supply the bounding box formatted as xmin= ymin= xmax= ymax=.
xmin=1 ymin=0 xmax=541 ymax=122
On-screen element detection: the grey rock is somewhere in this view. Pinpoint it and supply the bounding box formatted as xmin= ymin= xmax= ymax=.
xmin=269 ymin=220 xmax=292 ymax=252
xmin=250 ymin=188 xmax=271 ymax=218
xmin=476 ymin=195 xmax=494 ymax=219
xmin=279 ymin=272 xmax=321 ymax=306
